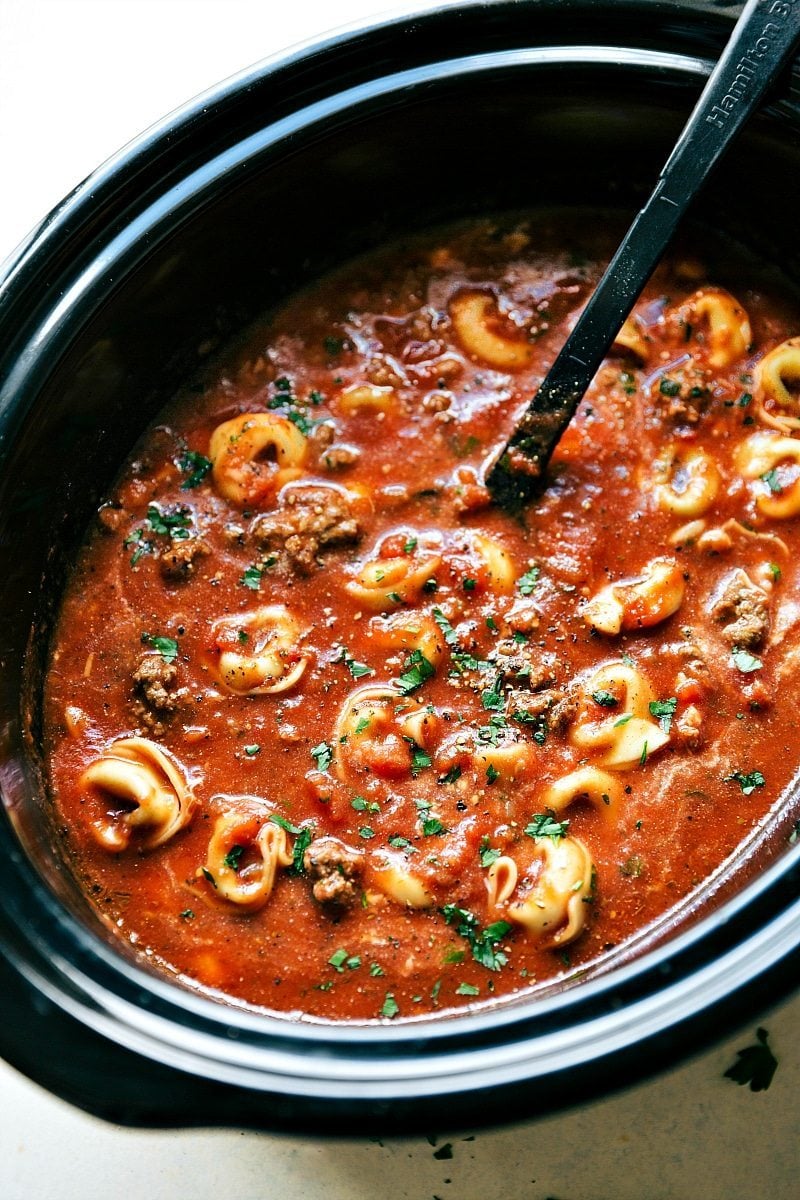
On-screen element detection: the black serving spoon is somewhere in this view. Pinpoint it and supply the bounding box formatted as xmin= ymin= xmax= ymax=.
xmin=486 ymin=0 xmax=800 ymax=511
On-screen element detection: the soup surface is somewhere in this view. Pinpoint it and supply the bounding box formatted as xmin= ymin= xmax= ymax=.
xmin=45 ymin=214 xmax=800 ymax=1020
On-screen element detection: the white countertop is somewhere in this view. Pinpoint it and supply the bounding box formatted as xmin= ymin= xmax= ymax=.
xmin=1 ymin=2 xmax=798 ymax=1196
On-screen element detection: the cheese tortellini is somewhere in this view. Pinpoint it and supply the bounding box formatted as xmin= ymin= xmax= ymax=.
xmin=334 ymin=684 xmax=438 ymax=781
xmin=450 ymin=290 xmax=534 ymax=370
xmin=570 ymin=661 xmax=670 ymax=770
xmin=203 ymin=807 xmax=294 ymax=910
xmin=754 ymin=337 xmax=800 ymax=432
xmin=652 ymin=445 xmax=720 ymax=517
xmin=369 ymin=851 xmax=434 ymax=909
xmin=736 ymin=431 xmax=800 ymax=519
xmin=81 ymin=737 xmax=196 ymax=852
xmin=485 ymin=837 xmax=594 ymax=947
xmin=208 ymin=605 xmax=309 ymax=695
xmin=679 ymin=288 xmax=752 ymax=369
xmin=209 ymin=412 xmax=307 ymax=505
xmin=346 ymin=535 xmax=442 ymax=610
xmin=542 ymin=766 xmax=623 ymax=817
xmin=582 ymin=557 xmax=685 ymax=635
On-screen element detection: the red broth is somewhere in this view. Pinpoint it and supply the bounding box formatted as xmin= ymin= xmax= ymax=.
xmin=44 ymin=214 xmax=800 ymax=1020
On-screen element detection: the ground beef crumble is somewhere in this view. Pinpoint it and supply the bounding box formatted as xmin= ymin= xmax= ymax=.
xmin=250 ymin=486 xmax=362 ymax=574
xmin=304 ymin=837 xmax=364 ymax=907
xmin=158 ymin=535 xmax=211 ymax=581
xmin=708 ymin=567 xmax=770 ymax=649
xmin=131 ymin=654 xmax=180 ymax=733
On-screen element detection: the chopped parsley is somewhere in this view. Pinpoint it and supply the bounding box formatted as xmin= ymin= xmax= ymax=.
xmin=380 ymin=993 xmax=399 ymax=1019
xmin=310 ymin=741 xmax=333 ymax=772
xmin=351 ymin=795 xmax=379 ymax=814
xmin=438 ymin=765 xmax=462 ymax=785
xmin=140 ymin=633 xmax=179 ymax=663
xmin=724 ymin=1027 xmax=778 ymax=1092
xmin=407 ymin=741 xmax=432 ymax=775
xmin=479 ymin=837 xmax=501 ymax=868
xmin=179 ymin=909 xmax=195 ymax=920
xmin=421 ymin=815 xmax=446 ymax=837
xmin=768 ymin=562 xmax=782 ymax=581
xmin=441 ymin=904 xmax=512 ymax=972
xmin=403 ymin=536 xmax=418 ymax=554
xmin=463 ymin=577 xmax=477 ymax=592
xmin=324 ymin=334 xmax=346 ymax=356
xmin=761 ymin=468 xmax=783 ymax=494
xmin=336 ymin=647 xmax=373 ymax=679
xmin=328 ymin=949 xmax=349 ymax=973
xmin=524 ymin=813 xmax=569 ymax=843
xmin=455 ymin=982 xmax=479 ymax=997
xmin=178 ymin=449 xmax=212 ymax=489
xmin=485 ymin=763 xmax=500 ymax=785
xmin=146 ymin=504 xmax=192 ymax=538
xmin=432 ymin=607 xmax=459 ymax=648
xmin=240 ymin=563 xmax=265 ymax=590
xmin=481 ymin=676 xmax=505 ymax=711
xmin=267 ymin=814 xmax=314 ymax=873
xmin=359 ymin=826 xmax=376 ymax=840
xmin=388 ymin=835 xmax=415 ymax=851
xmin=517 ymin=566 xmax=540 ymax=596
xmin=223 ymin=845 xmax=245 ymax=870
xmin=369 ymin=962 xmax=385 ymax=977
xmin=243 ymin=744 xmax=261 ymax=757
xmin=397 ymin=649 xmax=435 ymax=695
xmin=649 ymin=697 xmax=677 ymax=733
xmin=659 ymin=377 xmax=681 ymax=397
xmin=731 ymin=647 xmax=763 ymax=673
xmin=726 ymin=769 xmax=765 ymax=796
xmin=592 ymin=689 xmax=618 ymax=708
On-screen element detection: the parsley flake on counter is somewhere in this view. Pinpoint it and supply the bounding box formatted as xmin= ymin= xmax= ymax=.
xmin=724 ymin=1027 xmax=778 ymax=1092
xmin=726 ymin=769 xmax=765 ymax=796
xmin=141 ymin=633 xmax=179 ymax=663
xmin=310 ymin=741 xmax=333 ymax=772
xmin=178 ymin=449 xmax=212 ymax=489
xmin=380 ymin=993 xmax=400 ymax=1019
xmin=524 ymin=813 xmax=569 ymax=843
xmin=731 ymin=646 xmax=763 ymax=673
xmin=517 ymin=566 xmax=540 ymax=596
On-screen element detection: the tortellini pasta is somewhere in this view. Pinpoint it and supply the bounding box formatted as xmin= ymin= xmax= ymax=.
xmin=369 ymin=610 xmax=444 ymax=666
xmin=485 ymin=837 xmax=594 ymax=947
xmin=334 ymin=684 xmax=438 ymax=781
xmin=208 ymin=605 xmax=309 ymax=695
xmin=612 ymin=314 xmax=649 ymax=361
xmin=369 ymin=851 xmax=434 ymax=909
xmin=203 ymin=808 xmax=293 ymax=910
xmin=754 ymin=337 xmax=800 ymax=432
xmin=80 ymin=737 xmax=195 ymax=852
xmin=570 ymin=661 xmax=670 ymax=770
xmin=338 ymin=383 xmax=397 ymax=414
xmin=679 ymin=288 xmax=752 ymax=369
xmin=582 ymin=557 xmax=685 ymax=635
xmin=542 ymin=766 xmax=623 ymax=817
xmin=735 ymin=431 xmax=800 ymax=519
xmin=652 ymin=444 xmax=720 ymax=517
xmin=449 ymin=290 xmax=534 ymax=370
xmin=346 ymin=535 xmax=442 ymax=610
xmin=209 ymin=412 xmax=307 ymax=505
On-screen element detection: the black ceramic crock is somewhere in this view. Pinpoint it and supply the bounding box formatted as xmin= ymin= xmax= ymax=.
xmin=1 ymin=0 xmax=800 ymax=1133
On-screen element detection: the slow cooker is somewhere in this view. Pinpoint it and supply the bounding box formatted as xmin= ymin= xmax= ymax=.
xmin=1 ymin=0 xmax=799 ymax=1132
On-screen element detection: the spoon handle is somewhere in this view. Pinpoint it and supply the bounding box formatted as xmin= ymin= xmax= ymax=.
xmin=487 ymin=0 xmax=800 ymax=510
